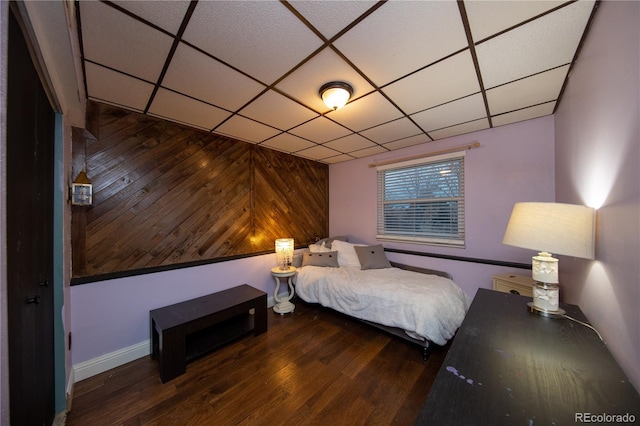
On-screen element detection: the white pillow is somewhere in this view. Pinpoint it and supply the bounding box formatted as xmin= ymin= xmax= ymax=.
xmin=331 ymin=239 xmax=364 ymax=267
xmin=308 ymin=242 xmax=331 ymax=253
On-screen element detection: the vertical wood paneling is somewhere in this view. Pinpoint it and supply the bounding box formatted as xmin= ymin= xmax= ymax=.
xmin=72 ymin=103 xmax=328 ymax=279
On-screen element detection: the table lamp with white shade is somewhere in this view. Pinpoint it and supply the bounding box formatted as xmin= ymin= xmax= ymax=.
xmin=503 ymin=202 xmax=595 ymax=317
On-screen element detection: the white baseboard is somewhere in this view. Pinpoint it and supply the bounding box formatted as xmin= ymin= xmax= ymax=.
xmin=73 ymin=301 xmax=278 ymax=383
xmin=73 ymin=340 xmax=150 ymax=382
xmin=66 ymin=368 xmax=75 ymax=412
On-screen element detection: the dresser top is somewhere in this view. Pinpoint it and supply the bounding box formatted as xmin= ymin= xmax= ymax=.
xmin=417 ymin=288 xmax=639 ymax=425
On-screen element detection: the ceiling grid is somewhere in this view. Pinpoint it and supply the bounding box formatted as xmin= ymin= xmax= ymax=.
xmin=78 ymin=0 xmax=598 ymax=164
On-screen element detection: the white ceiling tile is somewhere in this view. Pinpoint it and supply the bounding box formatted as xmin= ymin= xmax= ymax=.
xmin=487 ymin=65 xmax=569 ymax=115
xmin=80 ymin=1 xmax=173 ymax=83
xmin=476 ymin=1 xmax=595 ymax=88
xmin=382 ymin=135 xmax=430 ymax=151
xmin=323 ymin=134 xmax=377 ymax=152
xmin=323 ymin=154 xmax=354 ymax=164
xmin=261 ymin=133 xmax=316 ymax=153
xmin=465 ymin=0 xmax=566 ymax=42
xmin=182 ymin=1 xmax=323 ymax=84
xmin=215 ymin=116 xmax=281 ymax=144
xmin=275 ymin=47 xmax=375 ymax=114
xmin=429 ymin=118 xmax=490 ymax=140
xmin=296 ymin=144 xmax=343 ymax=160
xmin=148 ymin=88 xmax=231 ymax=131
xmin=289 ymin=1 xmax=378 ymax=39
xmin=411 ymin=94 xmax=487 ymax=132
xmin=383 ymin=50 xmax=480 ymax=115
xmin=326 ymin=92 xmax=402 ymax=132
xmin=492 ymin=102 xmax=556 ymax=127
xmin=240 ymin=90 xmax=319 ymax=131
xmin=334 ymin=0 xmax=468 ymax=86
xmin=349 ymin=145 xmax=388 ymax=158
xmin=113 ymin=1 xmax=191 ymax=34
xmin=360 ymin=118 xmax=422 ymax=144
xmin=289 ymin=117 xmax=351 ymax=143
xmin=85 ymin=62 xmax=154 ymax=112
xmin=163 ymin=43 xmax=265 ymax=112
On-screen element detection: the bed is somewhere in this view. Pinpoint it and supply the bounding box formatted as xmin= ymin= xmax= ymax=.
xmin=292 ymin=238 xmax=469 ymax=359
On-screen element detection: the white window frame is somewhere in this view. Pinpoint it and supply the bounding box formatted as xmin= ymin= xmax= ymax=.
xmin=376 ymin=151 xmax=466 ymax=247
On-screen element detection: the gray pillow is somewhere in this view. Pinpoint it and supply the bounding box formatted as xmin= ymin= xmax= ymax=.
xmin=301 ymin=251 xmax=339 ymax=267
xmin=313 ymin=236 xmax=349 ymax=249
xmin=354 ymin=245 xmax=391 ymax=270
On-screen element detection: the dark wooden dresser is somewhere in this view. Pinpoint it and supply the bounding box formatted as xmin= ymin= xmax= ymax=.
xmin=416 ymin=288 xmax=639 ymax=425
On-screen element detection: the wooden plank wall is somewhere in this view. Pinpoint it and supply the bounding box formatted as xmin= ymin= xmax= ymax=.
xmin=71 ymin=103 xmax=328 ymax=280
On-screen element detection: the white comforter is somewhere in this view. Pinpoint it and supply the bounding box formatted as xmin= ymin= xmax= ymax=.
xmin=295 ymin=266 xmax=469 ymax=345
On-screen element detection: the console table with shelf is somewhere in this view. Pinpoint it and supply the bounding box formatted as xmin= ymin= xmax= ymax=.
xmin=150 ymin=284 xmax=267 ymax=383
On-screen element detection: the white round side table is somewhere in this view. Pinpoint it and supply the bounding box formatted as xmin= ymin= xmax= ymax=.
xmin=271 ymin=266 xmax=296 ymax=314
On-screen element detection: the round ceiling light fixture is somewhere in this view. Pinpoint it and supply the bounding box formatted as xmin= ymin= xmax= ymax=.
xmin=319 ymin=81 xmax=353 ymax=111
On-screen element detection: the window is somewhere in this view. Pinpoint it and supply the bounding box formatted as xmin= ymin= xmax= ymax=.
xmin=376 ymin=151 xmax=465 ymax=246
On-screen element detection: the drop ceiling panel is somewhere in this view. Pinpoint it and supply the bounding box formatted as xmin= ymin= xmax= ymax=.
xmin=360 ymin=118 xmax=422 ymax=144
xmin=326 ymin=92 xmax=403 ymax=132
xmin=465 ymin=1 xmax=566 ymax=42
xmin=275 ymin=47 xmax=375 ymax=114
xmin=349 ymin=145 xmax=388 ymax=159
xmin=383 ymin=135 xmax=430 ymax=151
xmin=476 ymin=1 xmax=595 ymax=89
xmin=492 ymin=102 xmax=556 ymax=127
xmin=289 ymin=117 xmax=352 ymax=143
xmin=412 ymin=94 xmax=487 ymax=132
xmin=240 ymin=90 xmax=319 ymax=131
xmin=182 ymin=1 xmax=323 ymax=85
xmin=85 ymin=62 xmax=154 ymax=112
xmin=324 ymin=154 xmax=354 ymax=164
xmin=296 ymin=144 xmax=343 ymax=161
xmin=334 ymin=1 xmax=468 ymax=86
xmin=215 ymin=116 xmax=281 ymax=144
xmin=383 ymin=50 xmax=480 ymax=115
xmin=114 ymin=1 xmax=191 ymax=34
xmin=162 ymin=43 xmax=266 ymax=112
xmin=323 ymin=134 xmax=377 ymax=153
xmin=148 ymin=88 xmax=231 ymax=131
xmin=261 ymin=133 xmax=316 ymax=154
xmin=80 ymin=1 xmax=173 ymax=83
xmin=428 ymin=118 xmax=490 ymax=140
xmin=487 ymin=65 xmax=569 ymax=115
xmin=289 ymin=1 xmax=378 ymax=39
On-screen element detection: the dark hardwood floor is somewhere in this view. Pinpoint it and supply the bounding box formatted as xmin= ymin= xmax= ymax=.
xmin=66 ymin=300 xmax=449 ymax=426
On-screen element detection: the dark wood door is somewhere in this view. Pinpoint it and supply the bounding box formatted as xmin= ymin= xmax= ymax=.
xmin=6 ymin=8 xmax=56 ymax=426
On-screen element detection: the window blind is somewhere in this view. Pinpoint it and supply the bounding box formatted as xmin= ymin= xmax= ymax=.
xmin=376 ymin=151 xmax=465 ymax=246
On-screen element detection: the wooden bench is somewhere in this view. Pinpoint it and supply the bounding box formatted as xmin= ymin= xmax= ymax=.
xmin=150 ymin=284 xmax=267 ymax=383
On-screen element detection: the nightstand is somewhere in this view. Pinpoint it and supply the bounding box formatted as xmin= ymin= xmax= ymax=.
xmin=492 ymin=273 xmax=534 ymax=297
xmin=271 ymin=266 xmax=296 ymax=314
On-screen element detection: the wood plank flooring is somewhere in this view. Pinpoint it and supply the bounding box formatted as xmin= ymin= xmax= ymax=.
xmin=66 ymin=301 xmax=449 ymax=426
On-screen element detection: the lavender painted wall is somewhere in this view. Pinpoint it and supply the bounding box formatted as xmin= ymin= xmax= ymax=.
xmin=554 ymin=1 xmax=639 ymax=390
xmin=70 ymin=254 xmax=280 ymax=366
xmin=329 ymin=117 xmax=556 ymax=298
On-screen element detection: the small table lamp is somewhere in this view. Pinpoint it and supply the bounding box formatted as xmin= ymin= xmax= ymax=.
xmin=503 ymin=202 xmax=595 ymax=318
xmin=275 ymin=238 xmax=294 ymax=270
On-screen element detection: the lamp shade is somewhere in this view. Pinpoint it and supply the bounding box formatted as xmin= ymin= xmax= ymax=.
xmin=275 ymin=238 xmax=294 ymax=270
xmin=503 ymin=202 xmax=595 ymax=259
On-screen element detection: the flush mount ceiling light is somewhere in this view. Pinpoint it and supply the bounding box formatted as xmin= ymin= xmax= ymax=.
xmin=319 ymin=81 xmax=353 ymax=111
